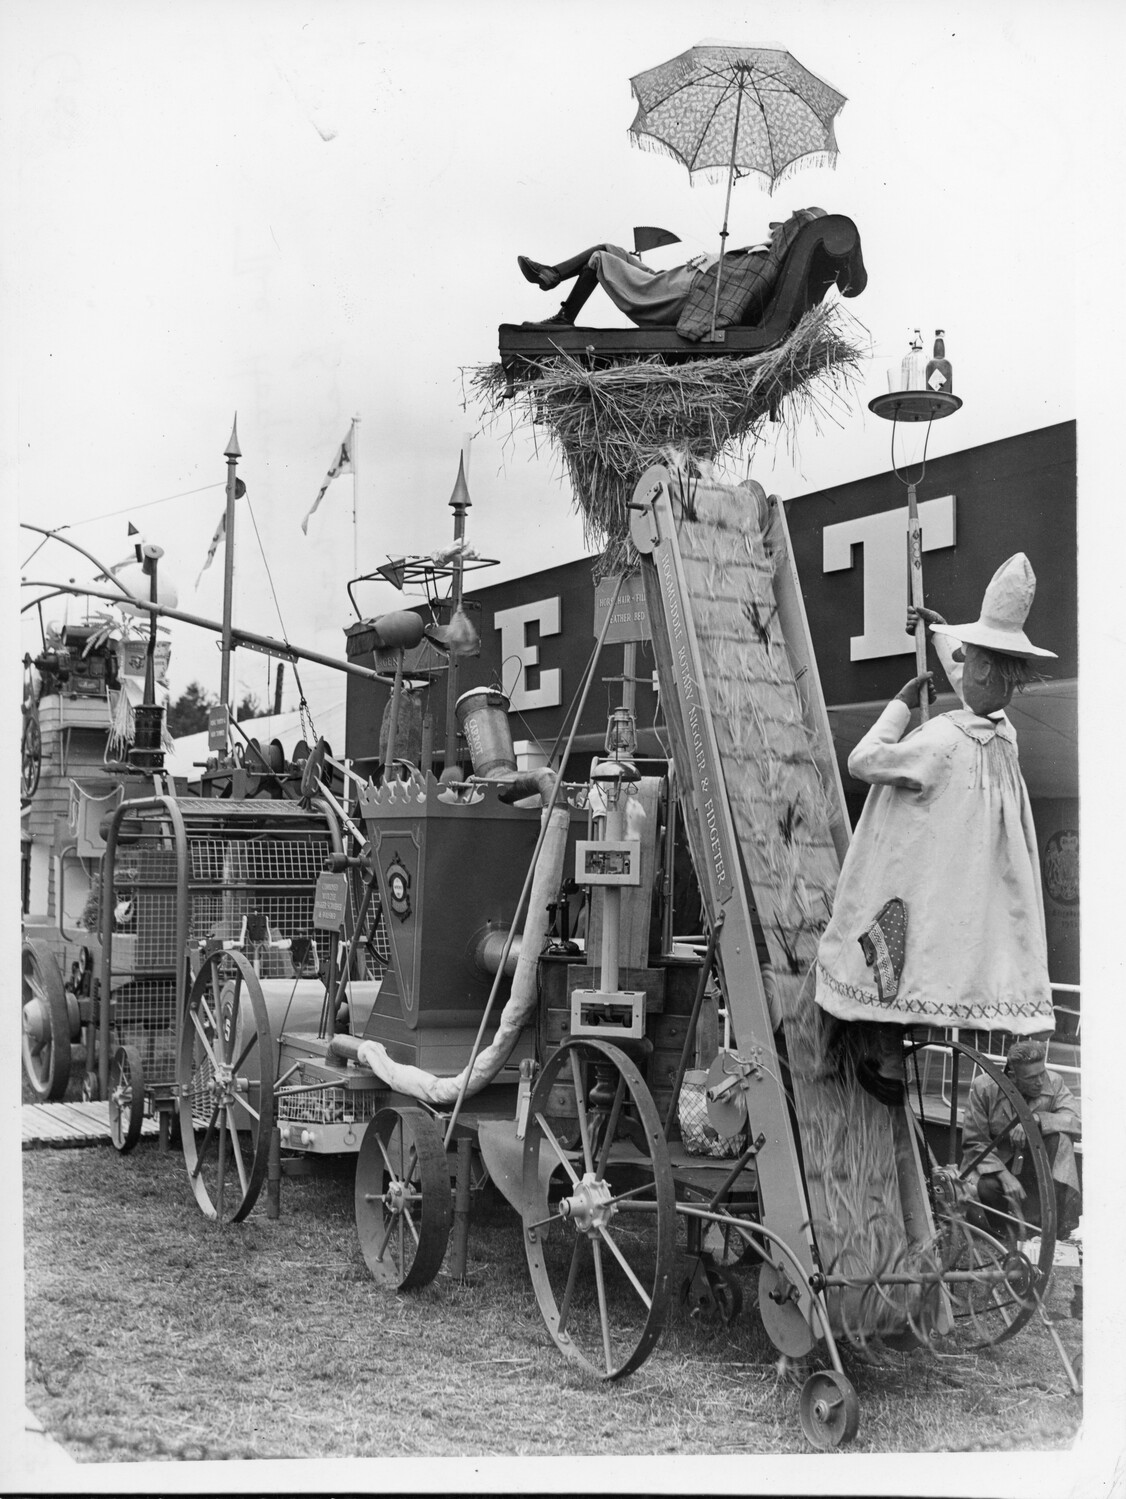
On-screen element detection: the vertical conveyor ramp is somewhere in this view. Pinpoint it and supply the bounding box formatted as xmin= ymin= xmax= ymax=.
xmin=631 ymin=464 xmax=934 ymax=1343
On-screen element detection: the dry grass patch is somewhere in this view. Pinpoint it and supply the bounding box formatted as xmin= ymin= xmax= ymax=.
xmin=23 ymin=1140 xmax=1081 ymax=1462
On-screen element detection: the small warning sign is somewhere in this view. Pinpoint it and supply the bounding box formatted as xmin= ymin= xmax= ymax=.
xmin=207 ymin=704 xmax=229 ymax=753
xmin=593 ymin=572 xmax=650 ymax=643
xmin=312 ymin=872 xmax=349 ymax=931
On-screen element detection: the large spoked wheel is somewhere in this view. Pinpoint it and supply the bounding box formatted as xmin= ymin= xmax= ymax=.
xmin=22 ymin=939 xmax=72 ymax=1101
xmin=355 ymin=1107 xmax=452 ymax=1289
xmin=799 ymin=1368 xmax=860 ymax=1449
xmin=905 ymin=1038 xmax=1056 ymax=1346
xmin=178 ymin=951 xmax=276 ymax=1223
xmin=109 ymin=1044 xmax=145 ymax=1153
xmin=521 ymin=1038 xmax=676 ymax=1379
xmin=21 ymin=711 xmax=42 ymax=801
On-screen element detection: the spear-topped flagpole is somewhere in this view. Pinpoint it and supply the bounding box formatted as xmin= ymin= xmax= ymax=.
xmin=442 ymin=438 xmax=472 ymax=774
xmin=219 ymin=414 xmax=240 ymax=715
xmin=351 ymin=414 xmax=359 ymax=577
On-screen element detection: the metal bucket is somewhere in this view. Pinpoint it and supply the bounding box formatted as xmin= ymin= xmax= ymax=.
xmin=454 ymin=688 xmax=517 ymax=778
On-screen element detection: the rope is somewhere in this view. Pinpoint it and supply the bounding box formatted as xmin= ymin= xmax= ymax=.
xmin=243 ymin=490 xmax=317 ymax=739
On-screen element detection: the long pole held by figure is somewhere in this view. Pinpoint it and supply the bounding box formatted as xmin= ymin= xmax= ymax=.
xmin=906 ymin=481 xmax=928 ymax=723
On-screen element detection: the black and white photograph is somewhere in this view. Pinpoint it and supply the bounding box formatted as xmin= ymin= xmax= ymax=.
xmin=5 ymin=2 xmax=1122 ymax=1493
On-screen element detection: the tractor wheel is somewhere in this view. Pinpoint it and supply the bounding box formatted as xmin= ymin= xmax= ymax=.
xmin=22 ymin=940 xmax=72 ymax=1101
xmin=108 ymin=1045 xmax=145 ymax=1153
xmin=178 ymin=950 xmax=275 ymax=1223
xmin=904 ymin=1038 xmax=1056 ymax=1347
xmin=355 ymin=1106 xmax=452 ymax=1289
xmin=521 ymin=1037 xmax=676 ymax=1379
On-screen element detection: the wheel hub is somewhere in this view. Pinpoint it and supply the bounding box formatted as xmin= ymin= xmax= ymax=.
xmin=209 ymin=1063 xmax=238 ymax=1108
xmin=23 ymin=997 xmax=49 ymax=1049
xmin=558 ymin=1173 xmax=615 ymax=1234
xmin=383 ymin=1178 xmax=410 ymax=1215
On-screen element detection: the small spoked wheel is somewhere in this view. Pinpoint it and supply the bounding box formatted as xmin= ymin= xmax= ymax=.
xmin=108 ymin=1044 xmax=145 ymax=1153
xmin=177 ymin=950 xmax=275 ymax=1223
xmin=799 ymin=1368 xmax=860 ymax=1449
xmin=355 ymin=1106 xmax=452 ymax=1289
xmin=521 ymin=1038 xmax=676 ymax=1379
xmin=905 ymin=1038 xmax=1056 ymax=1346
xmin=21 ymin=939 xmax=73 ymax=1101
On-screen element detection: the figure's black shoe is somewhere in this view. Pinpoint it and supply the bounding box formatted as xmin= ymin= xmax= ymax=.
xmin=520 ymin=309 xmax=572 ymax=327
xmin=856 ymin=1057 xmax=905 ymax=1108
xmin=517 ymin=255 xmax=561 ymax=290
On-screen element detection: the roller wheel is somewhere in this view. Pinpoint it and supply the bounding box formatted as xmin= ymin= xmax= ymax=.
xmin=108 ymin=1045 xmax=145 ymax=1152
xmin=680 ymin=1258 xmax=743 ymax=1324
xmin=178 ymin=950 xmax=275 ymax=1223
xmin=799 ymin=1369 xmax=860 ymax=1449
xmin=905 ymin=1038 xmax=1056 ymax=1346
xmin=21 ymin=712 xmax=42 ymax=800
xmin=522 ymin=1038 xmax=676 ymax=1379
xmin=355 ymin=1107 xmax=452 ymax=1289
xmin=21 ymin=939 xmax=71 ymax=1100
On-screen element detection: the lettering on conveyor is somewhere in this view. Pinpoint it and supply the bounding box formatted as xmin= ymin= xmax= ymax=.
xmin=659 ymin=541 xmax=727 ymax=892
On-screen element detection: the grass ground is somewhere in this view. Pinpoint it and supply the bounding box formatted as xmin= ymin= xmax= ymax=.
xmin=23 ymin=1136 xmax=1083 ymax=1464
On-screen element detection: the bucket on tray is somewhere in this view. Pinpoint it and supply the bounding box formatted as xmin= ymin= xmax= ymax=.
xmin=454 ymin=688 xmax=517 ymax=778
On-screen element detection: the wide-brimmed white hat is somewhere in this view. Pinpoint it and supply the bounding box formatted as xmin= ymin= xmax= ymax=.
xmin=930 ymin=553 xmax=1057 ymax=660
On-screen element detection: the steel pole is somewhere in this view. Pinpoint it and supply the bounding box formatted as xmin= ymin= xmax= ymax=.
xmin=219 ymin=415 xmax=240 ymax=712
xmin=906 ymin=480 xmax=928 ymax=722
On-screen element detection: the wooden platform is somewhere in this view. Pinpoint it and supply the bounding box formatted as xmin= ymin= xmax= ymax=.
xmin=22 ymin=1100 xmax=159 ymax=1150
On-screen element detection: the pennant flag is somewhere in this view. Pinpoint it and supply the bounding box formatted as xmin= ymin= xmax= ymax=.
xmin=195 ymin=511 xmax=226 ymax=589
xmin=302 ymin=430 xmax=353 ymax=535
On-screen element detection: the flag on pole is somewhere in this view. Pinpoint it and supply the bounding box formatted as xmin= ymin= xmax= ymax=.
xmin=302 ymin=429 xmax=354 ymax=535
xmin=195 ymin=512 xmax=226 ymax=589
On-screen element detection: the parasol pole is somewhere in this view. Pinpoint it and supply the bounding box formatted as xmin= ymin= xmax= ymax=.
xmin=709 ymin=75 xmax=746 ymax=341
xmin=219 ymin=414 xmax=240 ymax=720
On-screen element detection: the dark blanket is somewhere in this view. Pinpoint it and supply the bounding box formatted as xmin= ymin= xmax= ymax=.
xmin=676 ymin=207 xmax=827 ymax=342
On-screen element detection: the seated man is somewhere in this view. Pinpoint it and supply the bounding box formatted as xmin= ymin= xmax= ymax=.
xmin=961 ymin=1039 xmax=1082 ymax=1241
xmin=517 ymin=208 xmax=826 ymax=341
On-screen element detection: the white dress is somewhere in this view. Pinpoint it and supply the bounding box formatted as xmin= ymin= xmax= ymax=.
xmin=814 ymin=637 xmax=1055 ymax=1033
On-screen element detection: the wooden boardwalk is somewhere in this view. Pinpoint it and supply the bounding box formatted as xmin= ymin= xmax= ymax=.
xmin=22 ymin=1100 xmax=160 ymax=1150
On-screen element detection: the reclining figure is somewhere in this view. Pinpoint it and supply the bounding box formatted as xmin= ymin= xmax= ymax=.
xmin=518 ymin=207 xmax=826 ymax=342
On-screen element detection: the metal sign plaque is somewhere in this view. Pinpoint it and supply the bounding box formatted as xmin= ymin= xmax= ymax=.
xmin=207 ymin=704 xmax=230 ymax=752
xmin=312 ymin=871 xmax=349 ymax=931
xmin=593 ymin=572 xmax=650 ymax=643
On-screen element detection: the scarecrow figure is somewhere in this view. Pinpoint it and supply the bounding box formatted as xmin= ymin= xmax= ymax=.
xmin=961 ymin=1038 xmax=1082 ymax=1240
xmin=814 ymin=554 xmax=1058 ymax=1105
xmin=517 ymin=208 xmax=826 ymax=339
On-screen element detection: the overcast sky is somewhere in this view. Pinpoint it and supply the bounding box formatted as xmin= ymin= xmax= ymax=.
xmin=5 ymin=0 xmax=1115 ymax=726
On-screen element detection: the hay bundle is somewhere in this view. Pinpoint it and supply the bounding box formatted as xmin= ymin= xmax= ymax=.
xmin=471 ymin=300 xmax=867 ymax=576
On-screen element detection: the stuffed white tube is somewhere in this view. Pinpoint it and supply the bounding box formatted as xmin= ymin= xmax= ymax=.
xmin=355 ymin=786 xmax=569 ymax=1105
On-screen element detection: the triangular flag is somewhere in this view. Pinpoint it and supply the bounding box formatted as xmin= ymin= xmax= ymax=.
xmin=127 ymin=522 xmax=140 ymax=536
xmin=301 ymin=430 xmax=353 ymax=535
xmin=195 ymin=511 xmax=226 ymax=589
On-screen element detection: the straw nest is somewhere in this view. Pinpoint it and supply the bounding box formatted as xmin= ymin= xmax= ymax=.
xmin=470 ymin=299 xmax=868 ymax=577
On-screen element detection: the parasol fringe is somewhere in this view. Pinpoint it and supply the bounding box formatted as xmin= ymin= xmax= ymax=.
xmin=627 ymin=128 xmax=838 ymax=191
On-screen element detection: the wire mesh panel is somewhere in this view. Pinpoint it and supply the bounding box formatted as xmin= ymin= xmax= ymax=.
xmin=277 ymin=1085 xmax=384 ymax=1125
xmin=106 ymin=801 xmax=343 ymax=1089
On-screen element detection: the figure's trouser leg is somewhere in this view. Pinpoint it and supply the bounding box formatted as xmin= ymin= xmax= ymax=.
xmin=558 ymin=265 xmax=599 ymax=322
xmin=552 ymin=246 xmax=608 ymax=280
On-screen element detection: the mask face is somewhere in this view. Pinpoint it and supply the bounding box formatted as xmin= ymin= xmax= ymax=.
xmin=962 ymin=644 xmax=1013 ymax=716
